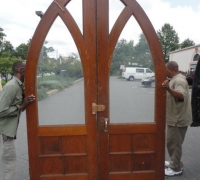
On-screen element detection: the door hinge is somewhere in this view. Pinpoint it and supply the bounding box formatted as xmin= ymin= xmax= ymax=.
xmin=92 ymin=103 xmax=105 ymax=114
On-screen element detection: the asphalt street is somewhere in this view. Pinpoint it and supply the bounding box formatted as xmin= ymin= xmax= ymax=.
xmin=13 ymin=77 xmax=200 ymax=180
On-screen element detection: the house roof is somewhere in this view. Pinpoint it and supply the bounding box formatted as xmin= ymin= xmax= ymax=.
xmin=169 ymin=44 xmax=200 ymax=54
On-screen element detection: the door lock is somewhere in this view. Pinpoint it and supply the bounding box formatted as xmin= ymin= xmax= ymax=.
xmin=98 ymin=117 xmax=108 ymax=132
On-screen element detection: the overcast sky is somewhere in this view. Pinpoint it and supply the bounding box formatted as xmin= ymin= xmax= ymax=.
xmin=0 ymin=0 xmax=200 ymax=57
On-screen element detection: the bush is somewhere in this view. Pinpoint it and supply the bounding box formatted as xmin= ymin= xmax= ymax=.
xmin=37 ymin=89 xmax=48 ymax=101
xmin=38 ymin=83 xmax=63 ymax=90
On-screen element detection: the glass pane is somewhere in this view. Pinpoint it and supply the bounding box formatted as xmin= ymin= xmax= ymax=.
xmin=109 ymin=2 xmax=155 ymax=123
xmin=37 ymin=16 xmax=84 ymax=125
xmin=66 ymin=0 xmax=83 ymax=33
xmin=109 ymin=0 xmax=124 ymax=33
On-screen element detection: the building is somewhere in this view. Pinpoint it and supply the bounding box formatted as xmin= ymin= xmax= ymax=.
xmin=169 ymin=44 xmax=200 ymax=73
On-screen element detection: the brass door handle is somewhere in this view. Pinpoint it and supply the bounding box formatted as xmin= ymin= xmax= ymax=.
xmin=104 ymin=118 xmax=108 ymax=132
xmin=98 ymin=117 xmax=109 ymax=132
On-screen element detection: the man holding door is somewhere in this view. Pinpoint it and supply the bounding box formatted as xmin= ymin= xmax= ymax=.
xmin=0 ymin=61 xmax=35 ymax=180
xmin=162 ymin=61 xmax=192 ymax=176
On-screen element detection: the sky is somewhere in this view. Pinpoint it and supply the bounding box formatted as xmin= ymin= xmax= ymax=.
xmin=0 ymin=0 xmax=200 ymax=57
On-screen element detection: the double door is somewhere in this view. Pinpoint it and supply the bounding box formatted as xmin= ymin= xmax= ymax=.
xmin=25 ymin=0 xmax=166 ymax=179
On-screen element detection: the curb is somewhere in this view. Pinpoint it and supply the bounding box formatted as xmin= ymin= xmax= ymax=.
xmin=46 ymin=89 xmax=59 ymax=96
xmin=46 ymin=78 xmax=83 ymax=96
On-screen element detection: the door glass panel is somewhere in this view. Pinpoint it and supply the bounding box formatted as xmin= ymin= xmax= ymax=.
xmin=109 ymin=4 xmax=155 ymax=123
xmin=37 ymin=16 xmax=85 ymax=125
xmin=109 ymin=0 xmax=124 ymax=33
xmin=66 ymin=0 xmax=83 ymax=33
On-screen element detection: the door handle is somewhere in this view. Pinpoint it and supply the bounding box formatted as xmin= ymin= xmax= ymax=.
xmin=104 ymin=118 xmax=108 ymax=132
xmin=98 ymin=117 xmax=109 ymax=132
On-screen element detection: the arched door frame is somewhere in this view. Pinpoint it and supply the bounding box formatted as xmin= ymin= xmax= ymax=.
xmin=26 ymin=0 xmax=166 ymax=179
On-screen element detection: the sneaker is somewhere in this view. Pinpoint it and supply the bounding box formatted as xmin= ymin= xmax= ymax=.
xmin=165 ymin=161 xmax=170 ymax=168
xmin=165 ymin=167 xmax=182 ymax=176
xmin=165 ymin=161 xmax=183 ymax=170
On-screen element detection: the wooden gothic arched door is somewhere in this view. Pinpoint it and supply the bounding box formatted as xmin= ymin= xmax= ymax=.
xmin=26 ymin=0 xmax=166 ymax=179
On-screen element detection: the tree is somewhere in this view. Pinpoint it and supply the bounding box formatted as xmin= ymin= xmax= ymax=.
xmin=14 ymin=43 xmax=29 ymax=60
xmin=180 ymin=38 xmax=195 ymax=49
xmin=0 ymin=52 xmax=22 ymax=82
xmin=157 ymin=23 xmax=180 ymax=62
xmin=1 ymin=40 xmax=14 ymax=55
xmin=133 ymin=33 xmax=153 ymax=69
xmin=0 ymin=27 xmax=6 ymax=54
xmin=111 ymin=39 xmax=134 ymax=75
xmin=12 ymin=39 xmax=32 ymax=60
xmin=59 ymin=53 xmax=83 ymax=79
xmin=37 ymin=41 xmax=55 ymax=81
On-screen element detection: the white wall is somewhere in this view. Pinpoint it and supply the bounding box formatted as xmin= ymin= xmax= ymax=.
xmin=169 ymin=45 xmax=200 ymax=72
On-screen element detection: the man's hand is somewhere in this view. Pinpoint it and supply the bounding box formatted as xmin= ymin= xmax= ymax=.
xmin=162 ymin=80 xmax=184 ymax=100
xmin=162 ymin=80 xmax=169 ymax=90
xmin=19 ymin=94 xmax=35 ymax=110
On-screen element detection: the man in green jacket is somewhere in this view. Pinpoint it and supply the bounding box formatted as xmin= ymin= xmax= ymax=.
xmin=0 ymin=61 xmax=35 ymax=180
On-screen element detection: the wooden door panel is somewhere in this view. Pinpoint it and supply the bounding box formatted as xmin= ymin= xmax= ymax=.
xmin=97 ymin=0 xmax=165 ymax=179
xmin=40 ymin=156 xmax=64 ymax=175
xmin=26 ymin=0 xmax=165 ymax=179
xmin=110 ymin=154 xmax=132 ymax=172
xmin=133 ymin=134 xmax=156 ymax=152
xmin=38 ymin=135 xmax=88 ymax=177
xmin=133 ymin=153 xmax=155 ymax=171
xmin=40 ymin=175 xmax=88 ymax=180
xmin=109 ymin=135 xmax=131 ymax=152
xmin=26 ymin=0 xmax=97 ymax=179
xmin=109 ymin=133 xmax=156 ymax=172
xmin=39 ymin=137 xmax=63 ymax=155
xmin=109 ymin=173 xmax=155 ymax=180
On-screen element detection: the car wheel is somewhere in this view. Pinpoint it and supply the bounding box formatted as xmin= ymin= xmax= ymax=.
xmin=129 ymin=76 xmax=134 ymax=81
xmin=151 ymin=81 xmax=155 ymax=87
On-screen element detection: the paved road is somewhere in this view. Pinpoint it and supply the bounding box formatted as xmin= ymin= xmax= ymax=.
xmin=38 ymin=77 xmax=155 ymax=125
xmin=14 ymin=77 xmax=200 ymax=180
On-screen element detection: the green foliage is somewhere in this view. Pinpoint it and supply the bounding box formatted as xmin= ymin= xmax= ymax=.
xmin=133 ymin=34 xmax=153 ymax=69
xmin=39 ymin=82 xmax=62 ymax=90
xmin=0 ymin=52 xmax=22 ymax=82
xmin=1 ymin=41 xmax=14 ymax=55
xmin=157 ymin=23 xmax=180 ymax=63
xmin=37 ymin=42 xmax=55 ymax=80
xmin=37 ymin=89 xmax=48 ymax=101
xmin=111 ymin=35 xmax=153 ymax=75
xmin=0 ymin=27 xmax=6 ymax=53
xmin=57 ymin=53 xmax=83 ymax=79
xmin=40 ymin=74 xmax=57 ymax=81
xmin=37 ymin=78 xmax=73 ymax=101
xmin=13 ymin=43 xmax=29 ymax=60
xmin=1 ymin=79 xmax=6 ymax=86
xmin=111 ymin=39 xmax=134 ymax=75
xmin=180 ymin=38 xmax=195 ymax=49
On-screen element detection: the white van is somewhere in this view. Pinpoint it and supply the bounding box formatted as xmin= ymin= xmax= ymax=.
xmin=122 ymin=67 xmax=154 ymax=81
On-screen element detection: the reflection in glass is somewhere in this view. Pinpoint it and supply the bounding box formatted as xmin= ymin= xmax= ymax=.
xmin=109 ymin=13 xmax=155 ymax=123
xmin=37 ymin=16 xmax=85 ymax=125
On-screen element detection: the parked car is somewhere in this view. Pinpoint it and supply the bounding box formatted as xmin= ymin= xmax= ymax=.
xmin=141 ymin=76 xmax=155 ymax=87
xmin=122 ymin=67 xmax=155 ymax=81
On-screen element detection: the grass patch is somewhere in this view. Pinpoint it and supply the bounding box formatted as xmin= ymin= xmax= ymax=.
xmin=1 ymin=74 xmax=80 ymax=101
xmin=37 ymin=77 xmax=74 ymax=101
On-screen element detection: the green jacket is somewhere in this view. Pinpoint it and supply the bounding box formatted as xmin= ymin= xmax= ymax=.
xmin=0 ymin=77 xmax=23 ymax=138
